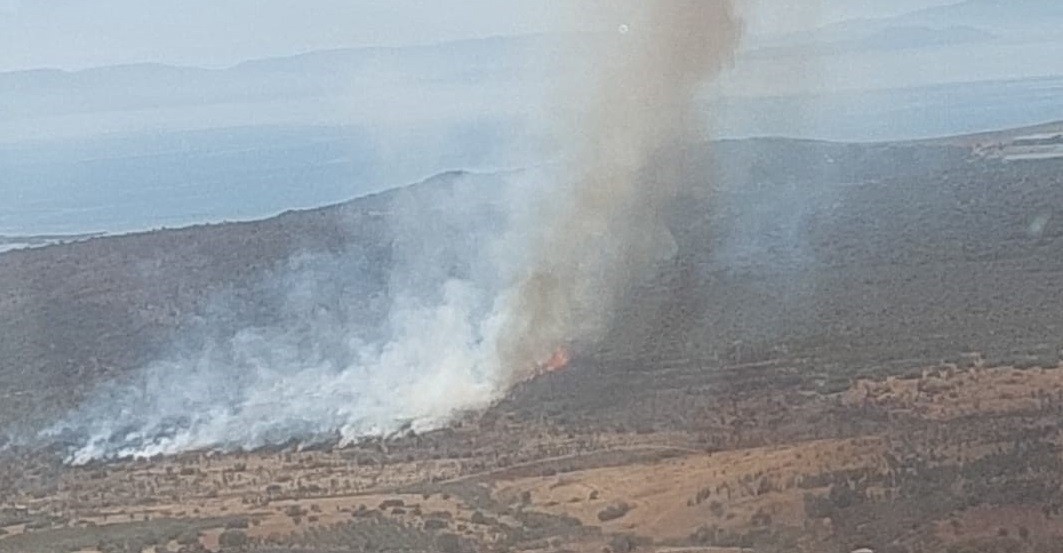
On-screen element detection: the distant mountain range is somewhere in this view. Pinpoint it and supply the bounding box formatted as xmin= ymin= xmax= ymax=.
xmin=893 ymin=0 xmax=1063 ymax=31
xmin=830 ymin=0 xmax=1063 ymax=37
xmin=750 ymin=25 xmax=996 ymax=58
xmin=0 ymin=35 xmax=545 ymax=121
xmin=2 ymin=0 xmax=1061 ymax=133
xmin=753 ymin=0 xmax=1062 ymax=56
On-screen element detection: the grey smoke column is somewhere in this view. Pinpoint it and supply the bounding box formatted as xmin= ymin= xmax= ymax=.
xmin=497 ymin=0 xmax=743 ymax=379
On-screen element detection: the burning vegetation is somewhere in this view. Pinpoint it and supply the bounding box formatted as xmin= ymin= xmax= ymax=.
xmin=539 ymin=346 xmax=572 ymax=376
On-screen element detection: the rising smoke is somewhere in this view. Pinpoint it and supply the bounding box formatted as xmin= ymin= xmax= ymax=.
xmin=49 ymin=1 xmax=742 ymax=463
xmin=497 ymin=1 xmax=742 ymax=377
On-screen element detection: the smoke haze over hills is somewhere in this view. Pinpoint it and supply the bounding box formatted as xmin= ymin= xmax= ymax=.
xmin=46 ymin=1 xmax=743 ymax=462
xmin=3 ymin=0 xmax=1063 ymax=462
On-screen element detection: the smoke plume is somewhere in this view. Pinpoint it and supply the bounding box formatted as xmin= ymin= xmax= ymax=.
xmin=49 ymin=1 xmax=741 ymax=462
xmin=497 ymin=0 xmax=742 ymax=378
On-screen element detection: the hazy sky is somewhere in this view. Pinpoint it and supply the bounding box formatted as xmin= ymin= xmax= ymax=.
xmin=0 ymin=1 xmax=962 ymax=72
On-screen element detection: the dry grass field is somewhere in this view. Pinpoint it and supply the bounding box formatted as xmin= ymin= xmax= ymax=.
xmin=6 ymin=361 xmax=1063 ymax=553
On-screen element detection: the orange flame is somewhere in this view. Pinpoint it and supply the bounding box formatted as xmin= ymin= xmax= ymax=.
xmin=541 ymin=346 xmax=571 ymax=374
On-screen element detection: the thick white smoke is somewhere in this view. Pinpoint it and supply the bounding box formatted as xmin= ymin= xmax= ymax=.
xmin=50 ymin=170 xmax=543 ymax=463
xmin=50 ymin=1 xmax=742 ymax=463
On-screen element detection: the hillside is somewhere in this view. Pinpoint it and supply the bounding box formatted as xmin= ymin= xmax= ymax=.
xmin=3 ymin=127 xmax=1063 ymax=552
xmin=3 ymin=130 xmax=1063 ymax=436
xmin=3 ymin=129 xmax=1063 ymax=552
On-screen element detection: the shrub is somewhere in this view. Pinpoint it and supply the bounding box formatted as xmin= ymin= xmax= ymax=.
xmin=437 ymin=532 xmax=463 ymax=553
xmin=750 ymin=507 xmax=772 ymax=527
xmin=609 ymin=533 xmax=639 ymax=553
xmin=424 ymin=518 xmax=448 ymax=531
xmin=218 ymin=529 xmax=249 ymax=549
xmin=597 ymin=502 xmax=632 ymax=522
xmin=690 ymin=525 xmax=718 ymax=545
xmin=225 ymin=517 xmax=249 ymax=529
xmin=176 ymin=528 xmax=201 ymax=545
